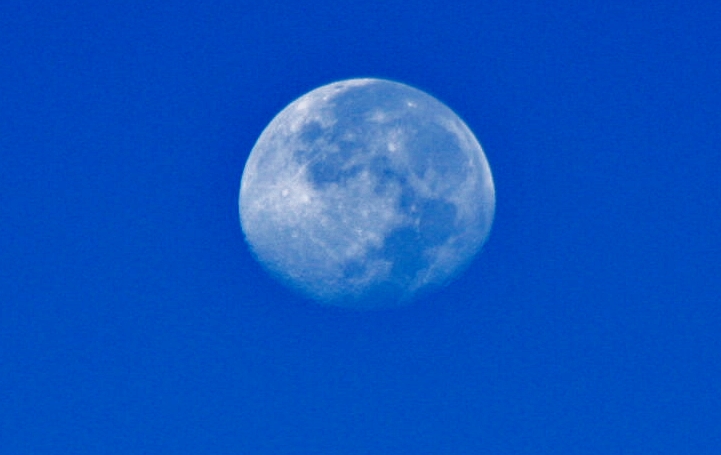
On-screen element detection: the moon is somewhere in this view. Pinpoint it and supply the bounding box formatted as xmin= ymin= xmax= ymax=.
xmin=239 ymin=78 xmax=495 ymax=309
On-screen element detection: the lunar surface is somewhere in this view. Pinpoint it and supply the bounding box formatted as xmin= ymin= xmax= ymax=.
xmin=240 ymin=78 xmax=495 ymax=308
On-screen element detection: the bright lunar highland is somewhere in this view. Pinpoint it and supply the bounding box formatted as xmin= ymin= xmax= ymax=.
xmin=240 ymin=78 xmax=495 ymax=308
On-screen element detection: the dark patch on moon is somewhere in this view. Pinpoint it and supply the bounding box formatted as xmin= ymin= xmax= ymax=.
xmin=380 ymin=227 xmax=427 ymax=283
xmin=308 ymin=154 xmax=362 ymax=187
xmin=369 ymin=155 xmax=406 ymax=195
xmin=417 ymin=198 xmax=457 ymax=245
xmin=300 ymin=121 xmax=325 ymax=143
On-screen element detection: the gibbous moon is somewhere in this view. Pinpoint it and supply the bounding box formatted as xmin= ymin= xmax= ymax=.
xmin=240 ymin=78 xmax=495 ymax=309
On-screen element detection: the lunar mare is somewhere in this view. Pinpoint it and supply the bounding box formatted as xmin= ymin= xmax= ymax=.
xmin=240 ymin=78 xmax=495 ymax=308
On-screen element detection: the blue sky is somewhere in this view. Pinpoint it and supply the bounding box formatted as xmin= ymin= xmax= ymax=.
xmin=1 ymin=0 xmax=719 ymax=453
